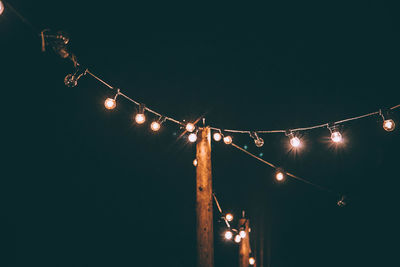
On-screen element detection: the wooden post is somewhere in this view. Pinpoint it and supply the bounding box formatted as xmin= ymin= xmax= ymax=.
xmin=239 ymin=217 xmax=250 ymax=267
xmin=196 ymin=127 xmax=214 ymax=267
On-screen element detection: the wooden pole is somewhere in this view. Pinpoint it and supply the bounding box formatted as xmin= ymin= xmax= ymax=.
xmin=239 ymin=217 xmax=250 ymax=267
xmin=196 ymin=127 xmax=214 ymax=267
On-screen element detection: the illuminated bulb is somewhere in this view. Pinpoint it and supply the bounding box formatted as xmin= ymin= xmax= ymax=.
xmin=223 ymin=136 xmax=232 ymax=145
xmin=383 ymin=119 xmax=395 ymax=132
xmin=193 ymin=159 xmax=198 ymax=167
xmin=239 ymin=229 xmax=246 ymax=238
xmin=151 ymin=121 xmax=161 ymax=131
xmin=224 ymin=230 xmax=233 ymax=240
xmin=135 ymin=113 xmax=146 ymax=124
xmin=188 ymin=133 xmax=197 ymax=143
xmin=186 ymin=123 xmax=195 ymax=132
xmin=225 ymin=213 xmax=234 ymax=222
xmin=275 ymin=171 xmax=285 ymax=182
xmin=104 ymin=98 xmax=116 ymax=110
xmin=331 ymin=131 xmax=342 ymax=143
xmin=234 ymin=234 xmax=241 ymax=243
xmin=290 ymin=136 xmax=301 ymax=148
xmin=213 ymin=132 xmax=222 ymax=142
xmin=0 ymin=1 xmax=4 ymax=15
xmin=249 ymin=257 xmax=255 ymax=265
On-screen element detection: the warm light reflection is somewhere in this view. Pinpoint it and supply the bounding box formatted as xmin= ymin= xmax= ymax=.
xmin=186 ymin=123 xmax=195 ymax=132
xmin=383 ymin=119 xmax=395 ymax=132
xmin=224 ymin=230 xmax=233 ymax=240
xmin=223 ymin=136 xmax=232 ymax=145
xmin=188 ymin=133 xmax=197 ymax=143
xmin=135 ymin=113 xmax=146 ymax=124
xmin=150 ymin=121 xmax=161 ymax=131
xmin=193 ymin=159 xmax=198 ymax=166
xmin=213 ymin=132 xmax=222 ymax=142
xmin=225 ymin=213 xmax=233 ymax=222
xmin=104 ymin=98 xmax=116 ymax=109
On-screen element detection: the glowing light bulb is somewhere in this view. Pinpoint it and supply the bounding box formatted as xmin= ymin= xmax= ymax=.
xmin=213 ymin=132 xmax=222 ymax=142
xmin=239 ymin=229 xmax=246 ymax=238
xmin=224 ymin=230 xmax=233 ymax=240
xmin=234 ymin=234 xmax=241 ymax=243
xmin=193 ymin=159 xmax=198 ymax=167
xmin=135 ymin=113 xmax=146 ymax=124
xmin=151 ymin=121 xmax=161 ymax=131
xmin=223 ymin=136 xmax=232 ymax=145
xmin=275 ymin=171 xmax=285 ymax=182
xmin=188 ymin=133 xmax=197 ymax=143
xmin=225 ymin=213 xmax=233 ymax=222
xmin=331 ymin=131 xmax=342 ymax=143
xmin=0 ymin=1 xmax=4 ymax=15
xmin=186 ymin=123 xmax=195 ymax=132
xmin=290 ymin=136 xmax=301 ymax=148
xmin=104 ymin=98 xmax=116 ymax=110
xmin=383 ymin=119 xmax=395 ymax=132
xmin=249 ymin=257 xmax=255 ymax=265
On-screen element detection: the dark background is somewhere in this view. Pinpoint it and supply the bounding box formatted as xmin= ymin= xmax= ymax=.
xmin=1 ymin=1 xmax=399 ymax=266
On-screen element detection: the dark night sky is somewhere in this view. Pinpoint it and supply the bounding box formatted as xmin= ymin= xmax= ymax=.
xmin=1 ymin=1 xmax=399 ymax=266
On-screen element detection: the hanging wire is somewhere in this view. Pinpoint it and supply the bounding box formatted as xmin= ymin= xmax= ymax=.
xmin=231 ymin=143 xmax=335 ymax=194
xmin=213 ymin=193 xmax=231 ymax=228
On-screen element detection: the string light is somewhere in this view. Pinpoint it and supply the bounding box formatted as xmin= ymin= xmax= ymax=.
xmin=249 ymin=257 xmax=255 ymax=265
xmin=239 ymin=229 xmax=246 ymax=238
xmin=213 ymin=132 xmax=222 ymax=142
xmin=223 ymin=135 xmax=233 ymax=145
xmin=186 ymin=122 xmax=195 ymax=133
xmin=250 ymin=132 xmax=264 ymax=147
xmin=286 ymin=131 xmax=301 ymax=148
xmin=0 ymin=1 xmax=5 ymax=16
xmin=275 ymin=169 xmax=285 ymax=182
xmin=150 ymin=121 xmax=161 ymax=131
xmin=383 ymin=119 xmax=395 ymax=132
xmin=224 ymin=230 xmax=233 ymax=240
xmin=380 ymin=109 xmax=396 ymax=132
xmin=225 ymin=213 xmax=234 ymax=222
xmin=188 ymin=133 xmax=197 ymax=143
xmin=328 ymin=125 xmax=342 ymax=143
xmin=104 ymin=98 xmax=116 ymax=109
xmin=135 ymin=104 xmax=146 ymax=124
xmin=193 ymin=159 xmax=198 ymax=167
xmin=234 ymin=234 xmax=241 ymax=243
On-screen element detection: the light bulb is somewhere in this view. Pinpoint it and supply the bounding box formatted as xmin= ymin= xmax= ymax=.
xmin=331 ymin=131 xmax=342 ymax=143
xmin=254 ymin=137 xmax=264 ymax=147
xmin=275 ymin=171 xmax=285 ymax=182
xmin=151 ymin=121 xmax=161 ymax=131
xmin=186 ymin=123 xmax=195 ymax=132
xmin=0 ymin=1 xmax=4 ymax=15
xmin=249 ymin=257 xmax=255 ymax=265
xmin=239 ymin=229 xmax=246 ymax=238
xmin=383 ymin=119 xmax=395 ymax=132
xmin=193 ymin=159 xmax=198 ymax=166
xmin=188 ymin=133 xmax=197 ymax=143
xmin=213 ymin=132 xmax=222 ymax=142
xmin=224 ymin=230 xmax=233 ymax=240
xmin=223 ymin=136 xmax=232 ymax=145
xmin=64 ymin=74 xmax=77 ymax=87
xmin=234 ymin=234 xmax=241 ymax=243
xmin=290 ymin=136 xmax=301 ymax=148
xmin=225 ymin=213 xmax=233 ymax=222
xmin=135 ymin=113 xmax=146 ymax=124
xmin=104 ymin=98 xmax=116 ymax=110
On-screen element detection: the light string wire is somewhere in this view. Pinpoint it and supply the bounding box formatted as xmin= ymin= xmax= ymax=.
xmin=5 ymin=3 xmax=399 ymax=202
xmin=231 ymin=143 xmax=335 ymax=194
